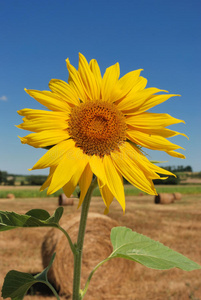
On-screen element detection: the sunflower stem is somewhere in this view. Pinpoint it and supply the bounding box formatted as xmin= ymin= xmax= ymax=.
xmin=72 ymin=177 xmax=98 ymax=300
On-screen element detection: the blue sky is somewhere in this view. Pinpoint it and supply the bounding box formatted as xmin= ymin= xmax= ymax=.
xmin=0 ymin=0 xmax=201 ymax=175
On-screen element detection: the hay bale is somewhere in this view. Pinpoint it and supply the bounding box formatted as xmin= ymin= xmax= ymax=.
xmin=7 ymin=193 xmax=15 ymax=200
xmin=173 ymin=192 xmax=182 ymax=200
xmin=42 ymin=213 xmax=133 ymax=298
xmin=155 ymin=193 xmax=174 ymax=204
xmin=58 ymin=193 xmax=74 ymax=206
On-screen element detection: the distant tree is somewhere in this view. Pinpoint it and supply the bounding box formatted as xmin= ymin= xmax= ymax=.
xmin=184 ymin=165 xmax=192 ymax=172
xmin=153 ymin=175 xmax=180 ymax=185
xmin=6 ymin=176 xmax=15 ymax=185
xmin=27 ymin=175 xmax=48 ymax=185
xmin=0 ymin=171 xmax=8 ymax=184
xmin=160 ymin=165 xmax=193 ymax=173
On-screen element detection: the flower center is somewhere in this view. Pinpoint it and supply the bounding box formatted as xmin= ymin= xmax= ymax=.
xmin=68 ymin=101 xmax=127 ymax=157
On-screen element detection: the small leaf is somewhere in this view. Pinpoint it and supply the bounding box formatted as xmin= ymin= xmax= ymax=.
xmin=26 ymin=209 xmax=50 ymax=220
xmin=35 ymin=253 xmax=56 ymax=282
xmin=2 ymin=271 xmax=36 ymax=300
xmin=110 ymin=227 xmax=201 ymax=271
xmin=0 ymin=207 xmax=63 ymax=231
xmin=1 ymin=253 xmax=56 ymax=299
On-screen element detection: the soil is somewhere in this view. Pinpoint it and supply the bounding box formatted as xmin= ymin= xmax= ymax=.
xmin=0 ymin=193 xmax=201 ymax=300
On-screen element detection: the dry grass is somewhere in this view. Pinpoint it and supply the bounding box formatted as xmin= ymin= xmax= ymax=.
xmin=0 ymin=193 xmax=201 ymax=300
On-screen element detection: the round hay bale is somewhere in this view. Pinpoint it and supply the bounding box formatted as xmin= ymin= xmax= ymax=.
xmin=173 ymin=192 xmax=182 ymax=200
xmin=58 ymin=194 xmax=74 ymax=206
xmin=7 ymin=193 xmax=15 ymax=200
xmin=155 ymin=193 xmax=174 ymax=204
xmin=42 ymin=213 xmax=133 ymax=298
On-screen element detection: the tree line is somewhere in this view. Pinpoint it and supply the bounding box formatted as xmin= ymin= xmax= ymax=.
xmin=0 ymin=171 xmax=47 ymax=186
xmin=0 ymin=165 xmax=198 ymax=186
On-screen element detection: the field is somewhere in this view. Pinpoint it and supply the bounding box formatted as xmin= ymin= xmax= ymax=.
xmin=0 ymin=186 xmax=201 ymax=299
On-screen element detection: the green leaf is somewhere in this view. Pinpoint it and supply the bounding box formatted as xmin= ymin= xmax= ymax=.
xmin=110 ymin=227 xmax=201 ymax=271
xmin=1 ymin=253 xmax=57 ymax=300
xmin=0 ymin=207 xmax=63 ymax=231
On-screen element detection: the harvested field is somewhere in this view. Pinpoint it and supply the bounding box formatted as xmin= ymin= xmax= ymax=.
xmin=0 ymin=193 xmax=201 ymax=300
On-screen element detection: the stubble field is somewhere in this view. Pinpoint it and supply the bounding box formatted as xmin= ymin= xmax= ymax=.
xmin=0 ymin=186 xmax=201 ymax=300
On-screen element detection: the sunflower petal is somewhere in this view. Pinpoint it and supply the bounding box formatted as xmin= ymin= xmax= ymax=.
xmin=19 ymin=130 xmax=69 ymax=148
xmin=126 ymin=112 xmax=185 ymax=128
xmin=78 ymin=53 xmax=98 ymax=100
xmin=78 ymin=164 xmax=93 ymax=207
xmin=40 ymin=166 xmax=56 ymax=191
xmin=17 ymin=116 xmax=68 ymax=132
xmin=31 ymin=140 xmax=75 ymax=170
xmin=62 ymin=179 xmax=77 ymax=198
xmin=111 ymin=144 xmax=157 ymax=195
xmin=127 ymin=130 xmax=184 ymax=151
xmin=103 ymin=155 xmax=125 ymax=212
xmin=130 ymin=127 xmax=188 ymax=138
xmin=47 ymin=148 xmax=88 ymax=195
xmin=135 ymin=94 xmax=180 ymax=114
xmin=117 ymin=88 xmax=165 ymax=111
xmin=89 ymin=156 xmax=106 ymax=184
xmin=110 ymin=69 xmax=143 ymax=102
xmin=25 ymin=89 xmax=70 ymax=112
xmin=17 ymin=109 xmax=68 ymax=119
xmin=101 ymin=63 xmax=120 ymax=102
xmin=49 ymin=79 xmax=79 ymax=106
xmin=89 ymin=59 xmax=102 ymax=95
xmin=63 ymin=163 xmax=89 ymax=198
xmin=98 ymin=178 xmax=114 ymax=214
xmin=166 ymin=150 xmax=186 ymax=159
xmin=66 ymin=58 xmax=87 ymax=101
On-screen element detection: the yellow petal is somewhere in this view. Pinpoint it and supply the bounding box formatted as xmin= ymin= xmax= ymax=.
xmin=98 ymin=178 xmax=114 ymax=214
xmin=62 ymin=178 xmax=77 ymax=198
xmin=110 ymin=69 xmax=143 ymax=102
xmin=47 ymin=148 xmax=89 ymax=194
xmin=63 ymin=163 xmax=90 ymax=198
xmin=166 ymin=150 xmax=186 ymax=159
xmin=134 ymin=93 xmax=179 ymax=114
xmin=25 ymin=89 xmax=70 ymax=112
xmin=117 ymin=88 xmax=164 ymax=111
xmin=78 ymin=53 xmax=98 ymax=100
xmin=101 ymin=63 xmax=120 ymax=102
xmin=89 ymin=59 xmax=102 ymax=96
xmin=66 ymin=58 xmax=87 ymax=101
xmin=111 ymin=144 xmax=157 ymax=195
xmin=132 ymin=127 xmax=188 ymax=138
xmin=131 ymin=147 xmax=176 ymax=177
xmin=19 ymin=130 xmax=69 ymax=148
xmin=121 ymin=142 xmax=176 ymax=179
xmin=127 ymin=130 xmax=184 ymax=151
xmin=40 ymin=166 xmax=56 ymax=191
xmin=49 ymin=79 xmax=79 ymax=106
xmin=103 ymin=155 xmax=125 ymax=212
xmin=89 ymin=156 xmax=106 ymax=185
xmin=31 ymin=140 xmax=75 ymax=170
xmin=17 ymin=116 xmax=68 ymax=132
xmin=118 ymin=69 xmax=143 ymax=90
xmin=126 ymin=112 xmax=185 ymax=128
xmin=119 ymin=142 xmax=160 ymax=179
xmin=78 ymin=163 xmax=93 ymax=207
xmin=17 ymin=109 xmax=68 ymax=119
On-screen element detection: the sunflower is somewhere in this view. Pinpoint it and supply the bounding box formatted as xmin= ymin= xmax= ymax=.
xmin=18 ymin=53 xmax=186 ymax=212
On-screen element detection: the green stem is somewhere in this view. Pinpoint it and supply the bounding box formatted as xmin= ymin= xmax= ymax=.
xmin=57 ymin=224 xmax=76 ymax=255
xmin=45 ymin=281 xmax=60 ymax=300
xmin=72 ymin=177 xmax=98 ymax=300
xmin=82 ymin=257 xmax=112 ymax=298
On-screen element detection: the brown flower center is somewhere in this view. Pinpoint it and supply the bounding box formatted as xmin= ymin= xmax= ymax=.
xmin=68 ymin=101 xmax=127 ymax=156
